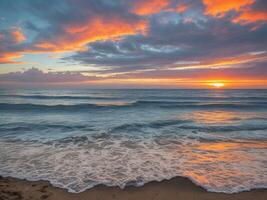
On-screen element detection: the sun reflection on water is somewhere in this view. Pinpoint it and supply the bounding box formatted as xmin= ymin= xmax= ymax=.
xmin=191 ymin=110 xmax=239 ymax=124
xmin=182 ymin=141 xmax=267 ymax=190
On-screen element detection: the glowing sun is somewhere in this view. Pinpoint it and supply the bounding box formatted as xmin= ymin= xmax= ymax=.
xmin=210 ymin=82 xmax=225 ymax=88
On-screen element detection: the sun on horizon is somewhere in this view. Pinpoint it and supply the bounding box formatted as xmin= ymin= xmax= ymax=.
xmin=211 ymin=82 xmax=225 ymax=88
xmin=210 ymin=82 xmax=225 ymax=88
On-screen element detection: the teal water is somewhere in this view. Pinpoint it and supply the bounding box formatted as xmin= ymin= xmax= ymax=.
xmin=0 ymin=89 xmax=266 ymax=193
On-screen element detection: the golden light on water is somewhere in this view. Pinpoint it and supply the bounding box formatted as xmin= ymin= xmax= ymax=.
xmin=190 ymin=110 xmax=237 ymax=124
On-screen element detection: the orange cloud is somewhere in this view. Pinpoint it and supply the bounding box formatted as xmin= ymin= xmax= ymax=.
xmin=0 ymin=28 xmax=27 ymax=64
xmin=202 ymin=0 xmax=254 ymax=17
xmin=131 ymin=0 xmax=189 ymax=15
xmin=35 ymin=17 xmax=147 ymax=52
xmin=131 ymin=0 xmax=170 ymax=15
xmin=11 ymin=28 xmax=26 ymax=43
xmin=233 ymin=10 xmax=267 ymax=24
xmin=165 ymin=3 xmax=189 ymax=13
xmin=202 ymin=0 xmax=267 ymax=24
xmin=205 ymin=53 xmax=267 ymax=66
xmin=1 ymin=17 xmax=147 ymax=64
xmin=171 ymin=52 xmax=267 ymax=71
xmin=0 ymin=52 xmax=24 ymax=64
xmin=175 ymin=3 xmax=189 ymax=13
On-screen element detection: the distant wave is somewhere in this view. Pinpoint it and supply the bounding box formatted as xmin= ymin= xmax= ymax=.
xmin=0 ymin=103 xmax=124 ymax=111
xmin=142 ymin=96 xmax=267 ymax=101
xmin=0 ymin=94 xmax=119 ymax=100
xmin=0 ymin=101 xmax=267 ymax=111
xmin=134 ymin=100 xmax=267 ymax=109
xmin=1 ymin=94 xmax=267 ymax=101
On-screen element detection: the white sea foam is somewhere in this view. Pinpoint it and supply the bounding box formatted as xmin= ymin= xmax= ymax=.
xmin=0 ymin=134 xmax=266 ymax=193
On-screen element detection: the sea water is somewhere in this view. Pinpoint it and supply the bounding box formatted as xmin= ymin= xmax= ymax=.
xmin=0 ymin=89 xmax=266 ymax=193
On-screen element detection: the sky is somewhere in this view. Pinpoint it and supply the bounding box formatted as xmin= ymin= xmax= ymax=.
xmin=0 ymin=0 xmax=267 ymax=88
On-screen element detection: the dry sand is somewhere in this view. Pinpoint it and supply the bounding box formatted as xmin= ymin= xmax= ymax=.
xmin=0 ymin=176 xmax=266 ymax=200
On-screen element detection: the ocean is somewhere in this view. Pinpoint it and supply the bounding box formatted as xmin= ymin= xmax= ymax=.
xmin=0 ymin=89 xmax=266 ymax=193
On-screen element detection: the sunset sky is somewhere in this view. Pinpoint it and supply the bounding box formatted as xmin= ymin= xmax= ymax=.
xmin=0 ymin=0 xmax=267 ymax=88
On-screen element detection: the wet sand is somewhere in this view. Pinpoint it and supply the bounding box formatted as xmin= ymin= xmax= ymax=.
xmin=0 ymin=176 xmax=266 ymax=200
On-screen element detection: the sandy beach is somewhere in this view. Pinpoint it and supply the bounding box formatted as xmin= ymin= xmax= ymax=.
xmin=1 ymin=176 xmax=266 ymax=200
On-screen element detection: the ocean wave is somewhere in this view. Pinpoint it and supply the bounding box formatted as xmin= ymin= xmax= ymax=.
xmin=0 ymin=94 xmax=119 ymax=100
xmin=0 ymin=103 xmax=126 ymax=111
xmin=1 ymin=115 xmax=266 ymax=138
xmin=136 ymin=100 xmax=267 ymax=110
xmin=109 ymin=119 xmax=190 ymax=133
xmin=1 ymin=94 xmax=267 ymax=101
xmin=0 ymin=122 xmax=95 ymax=134
xmin=142 ymin=96 xmax=267 ymax=101
xmin=0 ymin=101 xmax=267 ymax=111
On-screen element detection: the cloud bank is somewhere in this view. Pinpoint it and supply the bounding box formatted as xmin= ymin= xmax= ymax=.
xmin=0 ymin=0 xmax=266 ymax=87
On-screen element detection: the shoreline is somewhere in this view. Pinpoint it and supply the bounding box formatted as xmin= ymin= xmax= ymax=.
xmin=1 ymin=176 xmax=267 ymax=200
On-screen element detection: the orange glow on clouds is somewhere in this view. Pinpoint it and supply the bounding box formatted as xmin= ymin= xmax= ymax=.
xmin=0 ymin=29 xmax=26 ymax=63
xmin=131 ymin=0 xmax=189 ymax=15
xmin=131 ymin=0 xmax=170 ymax=15
xmin=233 ymin=10 xmax=267 ymax=24
xmin=0 ymin=52 xmax=24 ymax=64
xmin=0 ymin=0 xmax=266 ymax=90
xmin=35 ymin=17 xmax=147 ymax=52
xmin=175 ymin=4 xmax=188 ymax=13
xmin=203 ymin=0 xmax=254 ymax=17
xmin=203 ymin=0 xmax=267 ymax=24
xmin=11 ymin=28 xmax=26 ymax=43
xmin=171 ymin=52 xmax=267 ymax=71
